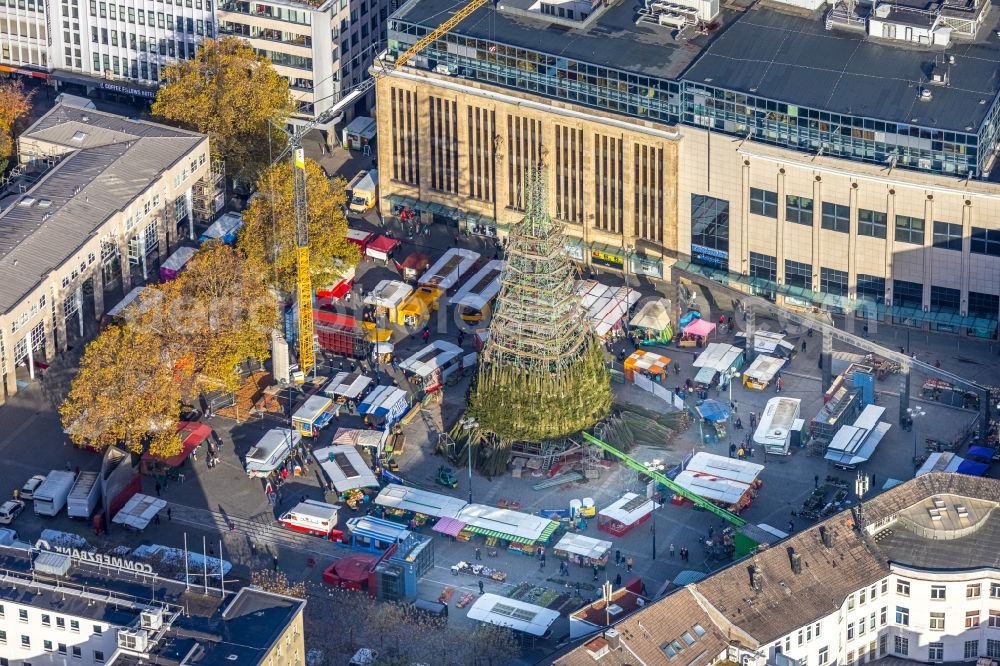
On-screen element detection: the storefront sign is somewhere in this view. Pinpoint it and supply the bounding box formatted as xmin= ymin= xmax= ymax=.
xmin=630 ymin=256 xmax=663 ymax=279
xmin=35 ymin=539 xmax=155 ymax=574
xmin=563 ymin=240 xmax=585 ymax=261
xmin=591 ymin=249 xmax=624 ymax=268
xmin=690 ymin=243 xmax=728 ymax=268
xmin=101 ymin=81 xmax=156 ymax=99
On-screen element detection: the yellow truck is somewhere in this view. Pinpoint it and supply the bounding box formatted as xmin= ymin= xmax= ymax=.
xmin=348 ymin=169 xmax=378 ymax=214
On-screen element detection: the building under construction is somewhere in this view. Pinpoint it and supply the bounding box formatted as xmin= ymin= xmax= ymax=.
xmin=467 ymin=166 xmax=611 ymax=444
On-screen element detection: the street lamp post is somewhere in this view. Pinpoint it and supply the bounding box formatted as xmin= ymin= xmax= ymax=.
xmin=460 ymin=417 xmax=479 ymax=504
xmin=727 ymin=367 xmax=740 ymax=403
xmin=643 ymin=460 xmax=664 ymax=560
xmin=907 ymin=406 xmax=926 ymax=466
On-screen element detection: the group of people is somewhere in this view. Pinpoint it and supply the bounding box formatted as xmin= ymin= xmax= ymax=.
xmin=668 ymin=544 xmax=692 ymax=561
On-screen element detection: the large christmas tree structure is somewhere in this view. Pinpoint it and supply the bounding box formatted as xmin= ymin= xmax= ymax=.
xmin=467 ymin=165 xmax=612 ymax=443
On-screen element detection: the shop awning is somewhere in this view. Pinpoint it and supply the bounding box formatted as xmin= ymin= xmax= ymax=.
xmin=462 ymin=525 xmax=537 ymax=544
xmin=684 ymin=318 xmax=716 ymax=337
xmin=433 ymin=517 xmax=467 ymax=536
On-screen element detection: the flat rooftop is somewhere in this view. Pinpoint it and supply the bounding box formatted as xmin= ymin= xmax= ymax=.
xmin=394 ymin=0 xmax=740 ymax=80
xmin=682 ymin=3 xmax=1000 ymax=132
xmin=0 ymin=105 xmax=205 ymax=315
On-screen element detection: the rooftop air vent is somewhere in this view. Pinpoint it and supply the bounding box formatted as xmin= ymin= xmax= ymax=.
xmin=37 ymin=199 xmax=52 ymax=208
xmin=919 ymin=88 xmax=933 ymax=101
xmin=71 ymin=131 xmax=88 ymax=142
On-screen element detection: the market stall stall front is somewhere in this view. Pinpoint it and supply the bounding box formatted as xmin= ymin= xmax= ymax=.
xmin=345 ymin=515 xmax=410 ymax=553
xmin=158 ymin=246 xmax=196 ymax=282
xmin=399 ymin=286 xmax=442 ymax=328
xmin=679 ymin=317 xmax=716 ymax=348
xmin=291 ymin=393 xmax=335 ymax=437
xmin=357 ymin=385 xmax=410 ymax=430
xmin=454 ymin=504 xmax=560 ymax=554
xmin=398 ymin=252 xmax=429 ymax=282
xmin=674 ymin=452 xmax=764 ymax=512
xmin=345 ymin=228 xmax=373 ymax=253
xmin=552 ymin=533 xmax=612 ymax=569
xmin=693 ymin=343 xmax=745 ymax=388
xmin=743 ymin=355 xmax=786 ymax=390
xmin=313 ymin=443 xmax=379 ymax=506
xmin=694 ymin=399 xmax=731 ymax=444
xmin=629 ymin=298 xmax=673 ymax=345
xmin=467 ymin=594 xmax=560 ymax=638
xmin=363 ymin=279 xmax=413 ymax=326
xmin=623 ymin=349 xmax=671 ymax=383
xmin=419 ymin=248 xmax=481 ymax=290
xmin=323 ymin=371 xmax=374 ymax=411
xmin=365 ymin=235 xmax=400 ymax=263
xmin=374 ymin=485 xmax=468 ymax=527
xmin=399 ymin=340 xmax=465 ymax=390
xmin=245 ymin=429 xmax=300 ymax=478
xmin=598 ymin=493 xmax=658 ymax=537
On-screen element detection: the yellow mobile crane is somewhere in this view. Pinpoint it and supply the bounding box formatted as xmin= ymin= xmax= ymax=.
xmin=283 ymin=0 xmax=489 ymax=375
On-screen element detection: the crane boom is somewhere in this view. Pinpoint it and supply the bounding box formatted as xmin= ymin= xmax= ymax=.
xmin=292 ymin=147 xmax=315 ymax=375
xmin=393 ymin=0 xmax=490 ymax=69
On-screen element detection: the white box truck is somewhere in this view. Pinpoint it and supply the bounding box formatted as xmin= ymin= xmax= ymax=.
xmin=34 ymin=470 xmax=76 ymax=517
xmin=67 ymin=471 xmax=102 ymax=519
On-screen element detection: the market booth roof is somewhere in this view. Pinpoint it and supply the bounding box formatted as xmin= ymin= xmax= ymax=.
xmin=629 ymin=298 xmax=672 ymax=330
xmin=694 ymin=343 xmax=744 ymax=371
xmin=598 ymin=493 xmax=658 ymax=526
xmin=456 ymin=504 xmax=560 ymax=544
xmin=375 ymin=485 xmax=468 ymax=519
xmin=695 ymin=400 xmax=731 ymax=422
xmin=313 ymin=444 xmax=379 ymax=493
xmin=467 ymin=593 xmax=561 ymax=637
xmin=553 ymin=533 xmax=612 ymax=560
xmin=432 ymin=517 xmax=467 ymax=537
xmin=684 ymin=318 xmax=716 ymax=337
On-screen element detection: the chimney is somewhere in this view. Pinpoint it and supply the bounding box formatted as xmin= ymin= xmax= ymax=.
xmin=790 ymin=552 xmax=802 ymax=575
xmin=751 ymin=565 xmax=763 ymax=592
xmin=819 ymin=526 xmax=833 ymax=548
xmin=605 ymin=628 xmax=621 ymax=650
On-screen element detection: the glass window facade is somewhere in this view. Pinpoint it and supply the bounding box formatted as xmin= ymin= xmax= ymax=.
xmin=971 ymin=227 xmax=1000 ymax=257
xmin=821 ymin=202 xmax=849 ymax=233
xmin=857 ymin=274 xmax=886 ymax=304
xmin=690 ymin=194 xmax=729 ymax=268
xmin=968 ymin=291 xmax=999 ymax=318
xmin=784 ymin=259 xmax=812 ymax=290
xmin=785 ymin=194 xmax=813 ymax=226
xmin=750 ymin=187 xmax=777 ymax=218
xmin=858 ymin=209 xmax=887 ymax=239
xmin=893 ymin=279 xmax=923 ymax=308
xmin=820 ymin=267 xmax=848 ymax=295
xmin=749 ymin=252 xmax=776 ymax=281
xmin=933 ymin=221 xmax=963 ymax=250
xmin=895 ymin=215 xmax=925 ymax=245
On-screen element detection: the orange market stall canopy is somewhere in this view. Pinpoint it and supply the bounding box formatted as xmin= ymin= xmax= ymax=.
xmin=623 ymin=349 xmax=671 ymax=383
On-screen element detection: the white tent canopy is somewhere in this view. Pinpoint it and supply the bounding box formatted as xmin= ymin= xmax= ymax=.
xmin=313 ymin=444 xmax=379 ymax=493
xmin=363 ymin=279 xmax=413 ymax=310
xmin=674 ymin=452 xmax=764 ymax=505
xmin=629 ymin=298 xmax=672 ymax=330
xmin=374 ymin=485 xmax=468 ymax=519
xmin=399 ymin=340 xmax=463 ymax=378
xmin=450 ymin=259 xmax=504 ymax=310
xmin=576 ymin=281 xmax=642 ymax=337
xmin=419 ymin=248 xmax=480 ymax=290
xmin=112 ymin=494 xmax=167 ymax=530
xmin=245 ymin=429 xmax=300 ymax=477
xmin=598 ymin=493 xmax=658 ymax=526
xmin=553 ymin=533 xmax=612 ymax=560
xmin=693 ymin=343 xmax=743 ymax=372
xmin=456 ymin=504 xmax=554 ymax=542
xmin=467 ymin=594 xmax=560 ymax=637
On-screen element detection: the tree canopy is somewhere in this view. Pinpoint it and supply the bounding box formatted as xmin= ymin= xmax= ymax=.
xmin=239 ymin=157 xmax=359 ymax=294
xmin=60 ymin=242 xmax=276 ymax=456
xmin=0 ymin=80 xmax=34 ymax=174
xmin=151 ymin=37 xmax=293 ymax=182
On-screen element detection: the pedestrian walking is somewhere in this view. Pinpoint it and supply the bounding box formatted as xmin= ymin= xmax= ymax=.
xmin=166 ymin=507 xmax=172 ymax=521
xmin=776 ymin=377 xmax=783 ymax=393
xmin=788 ymin=520 xmax=795 ymax=533
xmin=615 ymin=549 xmax=621 ymax=568
xmin=814 ymin=474 xmax=820 ymax=488
xmin=669 ymin=543 xmax=675 ymax=557
xmin=592 ymin=565 xmax=599 ymax=581
xmin=614 ymin=573 xmax=622 ymax=586
xmin=155 ymin=482 xmax=161 ymax=497
xmin=626 ymin=556 xmax=633 ymax=572
xmin=272 ymin=555 xmax=279 ymax=572
xmin=737 ymin=447 xmax=745 ymax=459
xmin=729 ymin=443 xmax=736 ymax=458
xmin=154 ymin=513 xmax=160 ymax=525
xmin=749 ymin=412 xmax=757 ymax=429
xmin=475 ymin=547 xmax=482 ymax=560
xmin=539 ymin=554 xmax=546 ymax=570
xmin=478 ymin=580 xmax=485 ymax=594
xmin=802 ymin=339 xmax=807 ymax=352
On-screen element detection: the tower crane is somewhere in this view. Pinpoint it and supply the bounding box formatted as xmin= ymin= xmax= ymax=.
xmin=276 ymin=0 xmax=490 ymax=375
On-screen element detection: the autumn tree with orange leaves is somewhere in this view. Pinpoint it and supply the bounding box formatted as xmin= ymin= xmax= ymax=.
xmin=0 ymin=80 xmax=34 ymax=174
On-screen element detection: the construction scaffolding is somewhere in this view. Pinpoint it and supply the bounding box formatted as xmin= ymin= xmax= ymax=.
xmin=191 ymin=158 xmax=226 ymax=226
xmin=467 ymin=165 xmax=612 ymax=446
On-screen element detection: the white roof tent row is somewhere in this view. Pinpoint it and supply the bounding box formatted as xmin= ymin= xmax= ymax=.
xmin=456 ymin=504 xmax=554 ymax=542
xmin=418 ymin=248 xmax=481 ymax=290
xmin=467 ymin=593 xmax=561 ymax=637
xmin=312 ymin=444 xmax=379 ymax=493
xmin=363 ymin=279 xmax=413 ymax=310
xmin=673 ymin=452 xmax=764 ymax=506
xmin=323 ymin=372 xmax=374 ymax=401
xmin=398 ymin=339 xmax=464 ymax=378
xmin=575 ymin=280 xmax=642 ymax=337
xmin=357 ymin=385 xmax=410 ymax=423
xmin=374 ymin=485 xmax=468 ymax=519
xmin=112 ymin=494 xmax=167 ymax=530
xmin=693 ymin=343 xmax=744 ymax=372
xmin=824 ymin=404 xmax=891 ymax=468
xmin=450 ymin=259 xmax=504 ymax=311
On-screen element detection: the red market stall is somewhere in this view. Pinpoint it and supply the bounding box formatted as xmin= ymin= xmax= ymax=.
xmin=679 ymin=317 xmax=716 ymax=348
xmin=397 ymin=252 xmax=430 ymax=282
xmin=322 ymin=553 xmax=378 ymax=591
xmin=597 ymin=492 xmax=658 ymax=537
xmin=346 ymin=229 xmax=373 ymax=253
xmin=366 ymin=235 xmax=400 ymax=263
xmin=140 ymin=422 xmax=212 ymax=475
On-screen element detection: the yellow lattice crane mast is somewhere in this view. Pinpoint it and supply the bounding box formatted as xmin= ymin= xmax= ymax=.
xmin=286 ymin=0 xmax=489 ymax=374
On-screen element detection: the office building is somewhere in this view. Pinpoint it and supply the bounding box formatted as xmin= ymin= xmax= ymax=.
xmin=553 ymin=472 xmax=1000 ymax=666
xmin=0 ymin=543 xmax=305 ymax=665
xmin=217 ymin=0 xmax=392 ymax=121
xmin=376 ymin=0 xmax=1000 ymax=336
xmin=0 ymin=104 xmax=211 ymax=404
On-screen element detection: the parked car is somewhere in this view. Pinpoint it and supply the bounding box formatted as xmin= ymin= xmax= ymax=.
xmin=20 ymin=475 xmax=46 ymax=500
xmin=0 ymin=500 xmax=25 ymax=524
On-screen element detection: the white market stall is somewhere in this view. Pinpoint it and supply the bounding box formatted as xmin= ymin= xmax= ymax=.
xmin=575 ymin=281 xmax=641 ymax=338
xmin=112 ymin=494 xmax=167 ymax=530
xmin=245 ymin=429 xmax=300 ymax=478
xmin=452 ymin=504 xmax=561 ymax=553
xmin=736 ymin=331 xmax=796 ymax=358
xmin=693 ymin=343 xmax=745 ymax=388
xmin=198 ymin=211 xmax=243 ymax=244
xmin=552 ymin=533 xmax=612 ymax=568
xmin=743 ymin=355 xmax=786 ymax=390
xmin=753 ymin=397 xmax=804 ymax=455
xmin=597 ymin=493 xmax=658 ymax=537
xmin=331 ymin=427 xmax=387 ymax=455
xmin=450 ymin=259 xmax=504 ymax=312
xmin=363 ymin=279 xmax=413 ymax=324
xmin=322 ymin=371 xmax=374 ymax=409
xmin=467 ymin=594 xmax=561 ymax=638
xmin=824 ymin=405 xmax=891 ymax=469
xmin=399 ymin=339 xmax=466 ymax=388
xmin=374 ymin=485 xmax=468 ymax=521
xmin=357 ymin=385 xmax=410 ymax=428
xmin=419 ymin=248 xmax=480 ymax=290
xmin=629 ymin=298 xmax=673 ymax=345
xmin=313 ymin=444 xmax=380 ymax=494
xmin=674 ymin=452 xmax=764 ymax=511
xmin=158 ymin=246 xmax=197 ymax=281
